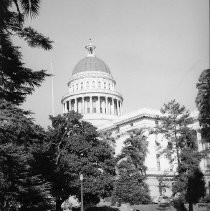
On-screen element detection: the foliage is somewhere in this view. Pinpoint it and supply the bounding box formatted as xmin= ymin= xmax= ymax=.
xmin=113 ymin=129 xmax=151 ymax=205
xmin=33 ymin=111 xmax=116 ymax=211
xmin=196 ymin=69 xmax=210 ymax=142
xmin=172 ymin=145 xmax=205 ymax=211
xmin=156 ymin=99 xmax=194 ymax=166
xmin=157 ymin=100 xmax=205 ymax=211
xmin=0 ymin=100 xmax=54 ymax=210
xmin=85 ymin=206 xmax=120 ymax=211
xmin=0 ymin=0 xmax=52 ymax=105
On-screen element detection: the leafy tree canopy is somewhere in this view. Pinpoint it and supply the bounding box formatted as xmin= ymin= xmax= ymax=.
xmin=33 ymin=111 xmax=116 ymax=211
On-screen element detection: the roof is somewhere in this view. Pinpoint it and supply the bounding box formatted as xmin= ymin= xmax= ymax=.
xmin=72 ymin=56 xmax=111 ymax=75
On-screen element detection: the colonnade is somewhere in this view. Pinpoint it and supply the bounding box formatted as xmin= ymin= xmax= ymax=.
xmin=63 ymin=96 xmax=122 ymax=116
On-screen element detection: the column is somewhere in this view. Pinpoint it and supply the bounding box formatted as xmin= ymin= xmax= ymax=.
xmin=90 ymin=96 xmax=93 ymax=114
xmin=118 ymin=100 xmax=120 ymax=116
xmin=65 ymin=102 xmax=67 ymax=113
xmin=105 ymin=97 xmax=108 ymax=114
xmin=63 ymin=102 xmax=65 ymax=113
xmin=82 ymin=97 xmax=85 ymax=114
xmin=117 ymin=100 xmax=120 ymax=116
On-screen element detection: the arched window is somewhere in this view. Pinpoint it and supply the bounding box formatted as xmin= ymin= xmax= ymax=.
xmin=86 ymin=81 xmax=89 ymax=89
xmin=98 ymin=81 xmax=101 ymax=89
xmin=92 ymin=81 xmax=95 ymax=88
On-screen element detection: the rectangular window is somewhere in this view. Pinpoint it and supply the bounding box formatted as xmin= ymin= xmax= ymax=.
xmin=156 ymin=154 xmax=160 ymax=171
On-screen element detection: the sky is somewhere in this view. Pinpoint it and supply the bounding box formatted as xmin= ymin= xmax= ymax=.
xmin=17 ymin=0 xmax=209 ymax=128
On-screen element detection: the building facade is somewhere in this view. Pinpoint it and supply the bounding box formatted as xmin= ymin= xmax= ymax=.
xmin=61 ymin=41 xmax=210 ymax=202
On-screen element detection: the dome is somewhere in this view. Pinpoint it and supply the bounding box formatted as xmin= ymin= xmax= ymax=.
xmin=72 ymin=56 xmax=111 ymax=75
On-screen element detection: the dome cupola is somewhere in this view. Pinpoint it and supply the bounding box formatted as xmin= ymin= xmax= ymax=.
xmin=72 ymin=39 xmax=111 ymax=75
xmin=61 ymin=40 xmax=123 ymax=127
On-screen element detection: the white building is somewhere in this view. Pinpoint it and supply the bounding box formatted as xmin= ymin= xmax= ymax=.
xmin=61 ymin=40 xmax=210 ymax=202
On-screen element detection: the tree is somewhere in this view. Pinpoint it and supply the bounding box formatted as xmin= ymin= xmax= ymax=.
xmin=33 ymin=111 xmax=116 ymax=211
xmin=156 ymin=100 xmax=205 ymax=211
xmin=196 ymin=69 xmax=210 ymax=143
xmin=0 ymin=0 xmax=52 ymax=104
xmin=156 ymin=99 xmax=194 ymax=168
xmin=112 ymin=129 xmax=151 ymax=205
xmin=0 ymin=100 xmax=54 ymax=210
xmin=172 ymin=137 xmax=205 ymax=211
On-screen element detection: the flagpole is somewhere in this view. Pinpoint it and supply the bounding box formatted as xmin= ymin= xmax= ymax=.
xmin=51 ymin=60 xmax=55 ymax=117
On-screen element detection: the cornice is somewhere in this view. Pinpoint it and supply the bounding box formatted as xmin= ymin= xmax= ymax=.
xmin=98 ymin=113 xmax=159 ymax=132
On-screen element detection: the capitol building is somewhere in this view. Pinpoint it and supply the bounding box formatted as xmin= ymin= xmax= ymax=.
xmin=61 ymin=40 xmax=210 ymax=202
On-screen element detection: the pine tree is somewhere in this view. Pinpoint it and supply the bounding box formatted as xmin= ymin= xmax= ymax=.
xmin=172 ymin=136 xmax=205 ymax=211
xmin=157 ymin=100 xmax=205 ymax=211
xmin=156 ymin=99 xmax=194 ymax=167
xmin=0 ymin=100 xmax=54 ymax=210
xmin=113 ymin=129 xmax=151 ymax=205
xmin=0 ymin=0 xmax=52 ymax=104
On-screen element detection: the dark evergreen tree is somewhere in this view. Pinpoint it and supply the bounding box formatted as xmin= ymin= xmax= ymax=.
xmin=172 ymin=137 xmax=205 ymax=211
xmin=33 ymin=111 xmax=116 ymax=211
xmin=196 ymin=69 xmax=210 ymax=143
xmin=0 ymin=100 xmax=54 ymax=210
xmin=0 ymin=0 xmax=52 ymax=104
xmin=113 ymin=129 xmax=151 ymax=205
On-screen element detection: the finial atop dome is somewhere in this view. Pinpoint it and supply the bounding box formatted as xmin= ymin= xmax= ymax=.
xmin=85 ymin=39 xmax=96 ymax=57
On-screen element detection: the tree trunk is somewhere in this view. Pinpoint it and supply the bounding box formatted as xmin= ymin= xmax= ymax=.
xmin=56 ymin=198 xmax=63 ymax=211
xmin=188 ymin=202 xmax=193 ymax=211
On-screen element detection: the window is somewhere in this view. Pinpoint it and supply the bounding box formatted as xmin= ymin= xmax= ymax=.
xmin=86 ymin=81 xmax=89 ymax=89
xmin=104 ymin=82 xmax=106 ymax=89
xmin=109 ymin=83 xmax=111 ymax=90
xmin=156 ymin=154 xmax=160 ymax=171
xmin=81 ymin=82 xmax=83 ymax=90
xmin=98 ymin=81 xmax=101 ymax=89
xmin=92 ymin=81 xmax=95 ymax=88
xmin=76 ymin=84 xmax=78 ymax=90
